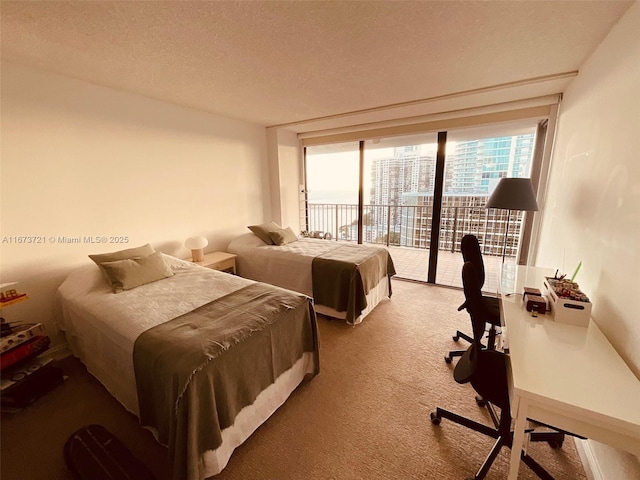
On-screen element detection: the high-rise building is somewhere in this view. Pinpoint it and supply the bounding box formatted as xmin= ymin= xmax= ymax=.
xmin=368 ymin=134 xmax=535 ymax=253
xmin=370 ymin=134 xmax=535 ymax=202
xmin=308 ymin=134 xmax=536 ymax=251
xmin=369 ymin=146 xmax=436 ymax=232
xmin=444 ymin=134 xmax=535 ymax=194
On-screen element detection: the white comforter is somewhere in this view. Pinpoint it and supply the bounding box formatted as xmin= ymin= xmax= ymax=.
xmin=56 ymin=254 xmax=317 ymax=477
xmin=228 ymin=233 xmax=351 ymax=297
xmin=227 ymin=233 xmax=391 ymax=323
xmin=56 ymin=255 xmax=252 ymax=414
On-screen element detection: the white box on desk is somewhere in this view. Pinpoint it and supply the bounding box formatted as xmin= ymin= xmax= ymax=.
xmin=543 ymin=278 xmax=592 ymax=327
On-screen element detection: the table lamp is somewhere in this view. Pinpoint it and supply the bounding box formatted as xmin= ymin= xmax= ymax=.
xmin=185 ymin=236 xmax=208 ymax=262
xmin=485 ymin=177 xmax=538 ymax=263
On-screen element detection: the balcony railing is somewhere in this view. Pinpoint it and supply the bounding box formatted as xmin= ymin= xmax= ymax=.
xmin=306 ymin=199 xmax=525 ymax=258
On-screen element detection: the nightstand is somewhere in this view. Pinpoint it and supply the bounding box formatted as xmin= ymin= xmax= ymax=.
xmin=191 ymin=251 xmax=237 ymax=274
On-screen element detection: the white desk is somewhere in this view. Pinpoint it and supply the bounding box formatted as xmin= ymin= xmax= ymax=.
xmin=500 ymin=265 xmax=640 ymax=480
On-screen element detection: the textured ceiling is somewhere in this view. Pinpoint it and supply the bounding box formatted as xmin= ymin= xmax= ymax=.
xmin=0 ymin=1 xmax=633 ymax=132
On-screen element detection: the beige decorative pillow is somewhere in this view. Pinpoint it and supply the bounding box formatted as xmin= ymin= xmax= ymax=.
xmin=248 ymin=222 xmax=282 ymax=245
xmin=100 ymin=251 xmax=173 ymax=293
xmin=89 ymin=244 xmax=155 ymax=272
xmin=268 ymin=227 xmax=299 ymax=246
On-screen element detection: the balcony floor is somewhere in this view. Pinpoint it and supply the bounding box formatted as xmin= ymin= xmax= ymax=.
xmin=385 ymin=245 xmax=515 ymax=294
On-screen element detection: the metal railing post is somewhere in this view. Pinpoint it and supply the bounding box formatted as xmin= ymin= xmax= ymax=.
xmin=451 ymin=206 xmax=458 ymax=253
xmin=386 ymin=205 xmax=391 ymax=247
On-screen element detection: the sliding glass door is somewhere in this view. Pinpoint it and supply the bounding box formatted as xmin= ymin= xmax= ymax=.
xmin=305 ymin=142 xmax=360 ymax=241
xmin=436 ymin=123 xmax=537 ymax=291
xmin=362 ymin=134 xmax=438 ymax=281
xmin=303 ymin=119 xmax=541 ymax=290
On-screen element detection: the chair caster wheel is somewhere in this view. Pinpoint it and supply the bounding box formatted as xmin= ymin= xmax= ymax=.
xmin=475 ymin=395 xmax=486 ymax=407
xmin=430 ymin=412 xmax=441 ymax=425
xmin=453 ymin=335 xmax=460 ymax=342
xmin=444 ymin=356 xmax=452 ymax=364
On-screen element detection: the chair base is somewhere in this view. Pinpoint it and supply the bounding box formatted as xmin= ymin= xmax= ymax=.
xmin=453 ymin=330 xmax=474 ymax=344
xmin=430 ymin=406 xmax=560 ymax=480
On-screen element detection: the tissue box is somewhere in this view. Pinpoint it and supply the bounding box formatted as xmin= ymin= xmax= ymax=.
xmin=543 ymin=278 xmax=592 ymax=327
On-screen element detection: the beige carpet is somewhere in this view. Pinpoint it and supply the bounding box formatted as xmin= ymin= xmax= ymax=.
xmin=1 ymin=280 xmax=587 ymax=480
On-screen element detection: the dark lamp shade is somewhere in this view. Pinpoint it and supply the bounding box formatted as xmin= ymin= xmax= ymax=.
xmin=486 ymin=177 xmax=539 ymax=211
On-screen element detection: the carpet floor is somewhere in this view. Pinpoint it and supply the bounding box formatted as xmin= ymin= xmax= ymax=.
xmin=1 ymin=279 xmax=587 ymax=479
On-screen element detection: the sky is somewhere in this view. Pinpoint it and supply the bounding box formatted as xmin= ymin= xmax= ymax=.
xmin=306 ymin=142 xmax=440 ymax=201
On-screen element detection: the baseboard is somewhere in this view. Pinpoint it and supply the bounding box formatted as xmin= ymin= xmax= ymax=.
xmin=574 ymin=438 xmax=604 ymax=480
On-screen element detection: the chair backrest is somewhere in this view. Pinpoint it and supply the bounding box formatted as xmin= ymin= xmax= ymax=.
xmin=461 ymin=234 xmax=485 ymax=289
xmin=458 ymin=260 xmax=510 ymax=409
xmin=453 ymin=262 xmax=487 ymax=384
xmin=461 ymin=261 xmax=489 ymax=344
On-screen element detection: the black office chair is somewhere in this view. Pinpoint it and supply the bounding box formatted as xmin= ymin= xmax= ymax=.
xmin=432 ymin=262 xmax=569 ymax=480
xmin=446 ymin=234 xmax=501 ymax=364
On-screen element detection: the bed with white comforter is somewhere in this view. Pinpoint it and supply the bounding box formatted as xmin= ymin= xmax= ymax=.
xmin=55 ymin=254 xmax=318 ymax=480
xmin=228 ymin=233 xmax=395 ymax=324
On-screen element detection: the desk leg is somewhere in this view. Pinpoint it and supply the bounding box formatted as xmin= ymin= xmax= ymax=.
xmin=509 ymin=403 xmax=528 ymax=480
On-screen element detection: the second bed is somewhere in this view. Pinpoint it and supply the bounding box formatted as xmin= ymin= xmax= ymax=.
xmin=228 ymin=233 xmax=396 ymax=324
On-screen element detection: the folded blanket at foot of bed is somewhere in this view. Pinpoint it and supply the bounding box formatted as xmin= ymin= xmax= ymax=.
xmin=312 ymin=244 xmax=395 ymax=324
xmin=133 ymin=282 xmax=319 ymax=480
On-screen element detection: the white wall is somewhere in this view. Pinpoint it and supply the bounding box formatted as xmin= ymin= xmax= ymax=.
xmin=0 ymin=62 xmax=271 ymax=350
xmin=265 ymin=127 xmax=303 ymax=232
xmin=536 ymin=2 xmax=640 ymax=477
xmin=276 ymin=128 xmax=303 ymax=231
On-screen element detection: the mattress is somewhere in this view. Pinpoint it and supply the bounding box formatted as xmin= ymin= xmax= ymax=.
xmin=55 ymin=254 xmax=317 ymax=478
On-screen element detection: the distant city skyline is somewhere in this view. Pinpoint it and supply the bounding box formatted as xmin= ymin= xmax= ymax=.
xmin=307 ymin=133 xmax=536 ymax=207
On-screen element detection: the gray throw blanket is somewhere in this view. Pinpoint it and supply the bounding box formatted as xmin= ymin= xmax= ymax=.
xmin=312 ymin=244 xmax=396 ymax=323
xmin=133 ymin=282 xmax=319 ymax=480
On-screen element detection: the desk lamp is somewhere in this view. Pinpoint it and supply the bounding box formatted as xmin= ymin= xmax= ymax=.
xmin=185 ymin=236 xmax=208 ymax=262
xmin=485 ymin=177 xmax=538 ymax=263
